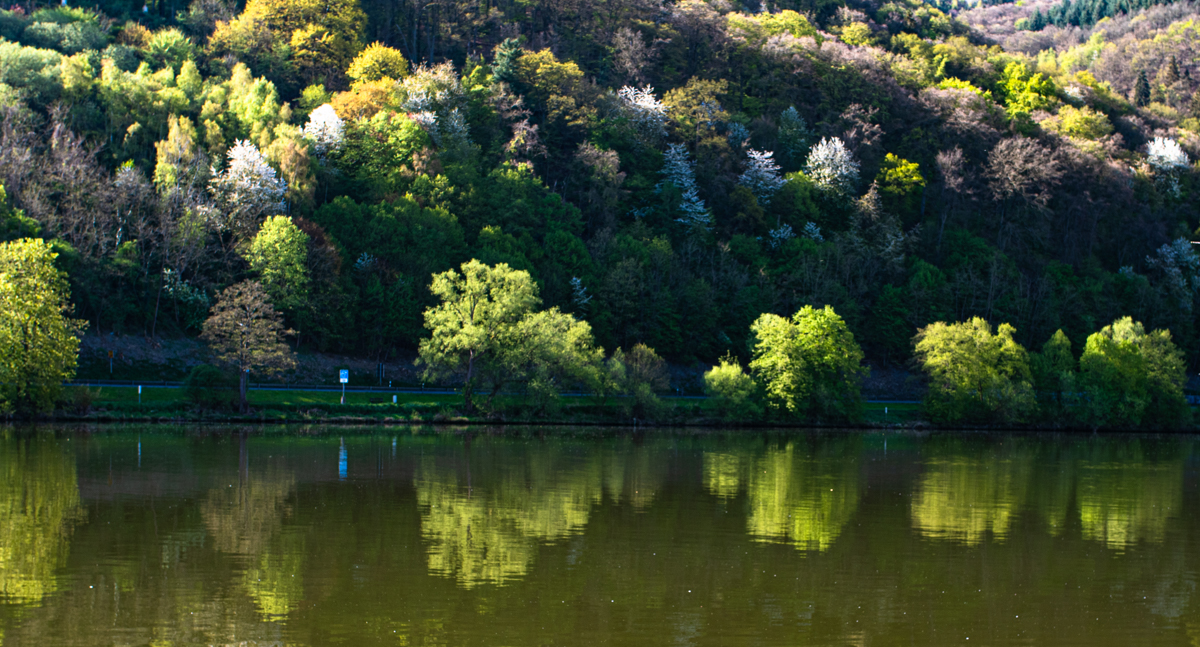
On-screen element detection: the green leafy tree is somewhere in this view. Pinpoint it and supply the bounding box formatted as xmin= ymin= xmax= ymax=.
xmin=704 ymin=354 xmax=760 ymax=419
xmin=420 ymin=260 xmax=597 ymax=412
xmin=153 ymin=115 xmax=202 ymax=193
xmin=1030 ymin=329 xmax=1077 ymax=422
xmin=0 ymin=186 xmax=41 ymax=242
xmin=1078 ymin=317 xmax=1189 ymax=428
xmin=495 ymin=308 xmax=603 ymax=415
xmin=913 ymin=318 xmax=1035 ymax=425
xmin=201 ymin=280 xmax=296 ymax=411
xmin=244 ymin=215 xmax=310 ymax=315
xmin=874 ymin=153 xmax=925 ymax=220
xmin=606 ymin=343 xmax=670 ymax=418
xmin=749 ymin=305 xmax=867 ymax=421
xmin=0 ymin=239 xmax=83 ymax=414
xmin=335 ymin=111 xmax=433 ymax=201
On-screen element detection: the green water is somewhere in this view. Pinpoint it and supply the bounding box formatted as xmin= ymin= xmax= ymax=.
xmin=0 ymin=426 xmax=1197 ymax=646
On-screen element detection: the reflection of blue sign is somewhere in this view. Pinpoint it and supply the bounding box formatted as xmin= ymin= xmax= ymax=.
xmin=339 ymin=369 xmax=349 ymax=384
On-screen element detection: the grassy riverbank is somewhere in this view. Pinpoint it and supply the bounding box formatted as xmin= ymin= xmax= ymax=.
xmin=55 ymin=385 xmax=926 ymax=427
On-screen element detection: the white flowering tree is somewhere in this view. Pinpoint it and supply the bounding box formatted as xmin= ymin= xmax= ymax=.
xmin=617 ymin=85 xmax=668 ymax=143
xmin=399 ymin=64 xmax=473 ymax=153
xmin=300 ymin=104 xmax=345 ymax=160
xmin=1147 ymin=237 xmax=1200 ymax=310
xmin=660 ymin=143 xmax=711 ymax=228
xmin=768 ymin=224 xmax=795 ymax=249
xmin=1147 ymin=137 xmax=1189 ymax=197
xmin=805 ymin=137 xmax=859 ymax=196
xmin=739 ymin=149 xmax=787 ymax=205
xmin=208 ymin=140 xmax=287 ymax=234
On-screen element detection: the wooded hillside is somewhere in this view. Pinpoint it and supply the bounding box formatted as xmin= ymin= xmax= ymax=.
xmin=0 ymin=0 xmax=1198 ymax=373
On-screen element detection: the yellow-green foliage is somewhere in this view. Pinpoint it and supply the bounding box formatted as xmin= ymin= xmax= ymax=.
xmin=209 ymin=0 xmax=366 ymax=82
xmin=244 ymin=216 xmax=311 ymax=312
xmin=1054 ymin=104 xmax=1114 ymax=140
xmin=1078 ymin=317 xmax=1189 ymax=428
xmin=347 ymin=42 xmax=409 ymax=83
xmin=749 ymin=305 xmax=866 ymax=420
xmin=936 ymin=77 xmax=992 ymax=100
xmin=0 ymin=434 xmax=84 ymax=603
xmin=1000 ymin=61 xmax=1058 ymax=121
xmin=911 ymin=447 xmax=1031 ymax=545
xmin=745 ymin=441 xmax=861 ymax=552
xmin=913 ymin=317 xmax=1035 ymax=424
xmin=704 ymin=355 xmax=759 ymax=418
xmin=876 ymin=153 xmax=925 ymax=197
xmin=841 ymin=22 xmax=875 ymax=47
xmin=0 ymin=238 xmax=84 ymax=414
xmin=727 ymin=9 xmax=819 ymax=41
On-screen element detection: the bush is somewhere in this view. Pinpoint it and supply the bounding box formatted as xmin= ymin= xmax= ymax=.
xmin=704 ymin=355 xmax=759 ymax=420
xmin=184 ymin=364 xmax=236 ymax=409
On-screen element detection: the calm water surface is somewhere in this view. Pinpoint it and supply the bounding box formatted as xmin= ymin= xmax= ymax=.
xmin=1 ymin=425 xmax=1198 ymax=646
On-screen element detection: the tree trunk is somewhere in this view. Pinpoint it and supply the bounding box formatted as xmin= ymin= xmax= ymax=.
xmin=463 ymin=350 xmax=476 ymax=412
xmin=239 ymin=369 xmax=248 ymax=413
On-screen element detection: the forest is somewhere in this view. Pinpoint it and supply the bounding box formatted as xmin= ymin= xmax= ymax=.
xmin=0 ymin=0 xmax=1199 ymax=425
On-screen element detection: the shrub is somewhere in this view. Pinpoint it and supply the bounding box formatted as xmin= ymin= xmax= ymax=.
xmin=704 ymin=355 xmax=759 ymax=420
xmin=184 ymin=364 xmax=236 ymax=409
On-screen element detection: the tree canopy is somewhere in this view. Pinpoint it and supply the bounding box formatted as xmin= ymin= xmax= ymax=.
xmin=0 ymin=239 xmax=83 ymax=414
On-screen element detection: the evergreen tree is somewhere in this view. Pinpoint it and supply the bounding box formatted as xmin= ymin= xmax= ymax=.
xmin=1134 ymin=69 xmax=1151 ymax=107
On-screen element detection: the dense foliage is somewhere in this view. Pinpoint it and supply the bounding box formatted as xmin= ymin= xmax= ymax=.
xmin=0 ymin=238 xmax=83 ymax=413
xmin=0 ymin=0 xmax=1198 ymax=422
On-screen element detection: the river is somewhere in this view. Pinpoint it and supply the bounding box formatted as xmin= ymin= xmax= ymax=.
xmin=0 ymin=425 xmax=1196 ymax=645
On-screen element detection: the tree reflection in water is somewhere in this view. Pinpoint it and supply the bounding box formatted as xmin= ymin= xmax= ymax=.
xmin=910 ymin=447 xmax=1033 ymax=545
xmin=742 ymin=439 xmax=862 ymax=552
xmin=416 ymin=441 xmax=665 ymax=587
xmin=200 ymin=434 xmax=302 ymax=620
xmin=0 ymin=432 xmax=84 ymax=605
xmin=1078 ymin=444 xmax=1184 ymax=550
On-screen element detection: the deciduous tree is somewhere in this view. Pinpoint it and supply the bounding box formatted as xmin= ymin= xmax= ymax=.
xmin=200 ymin=280 xmax=295 ymax=411
xmin=913 ymin=317 xmax=1035 ymax=425
xmin=749 ymin=305 xmax=867 ymax=421
xmin=0 ymin=238 xmax=84 ymax=414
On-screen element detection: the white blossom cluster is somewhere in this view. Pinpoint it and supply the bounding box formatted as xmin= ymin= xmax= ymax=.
xmin=208 ymin=140 xmax=286 ymax=230
xmin=1147 ymin=237 xmax=1200 ymax=310
xmin=802 ymin=221 xmax=824 ymax=242
xmin=660 ymin=143 xmax=711 ymax=228
xmin=400 ymin=64 xmax=473 ymax=151
xmin=739 ymin=149 xmax=787 ymax=204
xmin=300 ymin=104 xmax=345 ymax=160
xmin=1147 ymin=137 xmax=1189 ymax=172
xmin=805 ymin=136 xmax=859 ymax=196
xmin=768 ymin=224 xmax=795 ymax=249
xmin=1147 ymin=137 xmax=1189 ymax=197
xmin=617 ymin=85 xmax=668 ymax=142
xmin=399 ymin=64 xmax=465 ymax=113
